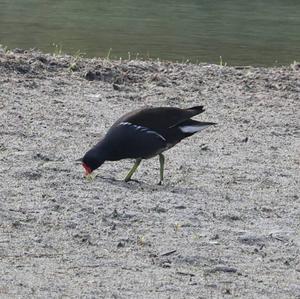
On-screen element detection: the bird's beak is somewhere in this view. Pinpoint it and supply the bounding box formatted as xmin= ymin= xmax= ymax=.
xmin=83 ymin=167 xmax=95 ymax=181
xmin=82 ymin=163 xmax=92 ymax=177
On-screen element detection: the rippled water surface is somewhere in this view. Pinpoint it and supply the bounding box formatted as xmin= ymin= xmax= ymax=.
xmin=0 ymin=0 xmax=299 ymax=65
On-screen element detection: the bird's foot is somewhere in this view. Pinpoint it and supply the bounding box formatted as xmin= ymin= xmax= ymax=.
xmin=85 ymin=173 xmax=97 ymax=181
xmin=158 ymin=180 xmax=164 ymax=186
xmin=124 ymin=178 xmax=140 ymax=183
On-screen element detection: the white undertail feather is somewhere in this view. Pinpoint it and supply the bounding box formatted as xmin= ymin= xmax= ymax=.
xmin=179 ymin=124 xmax=211 ymax=133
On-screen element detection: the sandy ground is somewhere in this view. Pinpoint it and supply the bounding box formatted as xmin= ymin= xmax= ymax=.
xmin=0 ymin=48 xmax=299 ymax=298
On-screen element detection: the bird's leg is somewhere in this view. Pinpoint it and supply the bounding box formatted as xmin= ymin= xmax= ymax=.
xmin=125 ymin=158 xmax=142 ymax=182
xmin=158 ymin=153 xmax=165 ymax=185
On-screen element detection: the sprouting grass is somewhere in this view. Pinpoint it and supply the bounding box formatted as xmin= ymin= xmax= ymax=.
xmin=104 ymin=49 xmax=157 ymax=64
xmin=1 ymin=42 xmax=216 ymax=66
xmin=137 ymin=235 xmax=145 ymax=246
xmin=290 ymin=60 xmax=299 ymax=70
xmin=174 ymin=223 xmax=181 ymax=232
xmin=106 ymin=48 xmax=112 ymax=60
xmin=52 ymin=43 xmax=63 ymax=57
xmin=0 ymin=44 xmax=10 ymax=54
xmin=219 ymin=55 xmax=227 ymax=67
xmin=68 ymin=50 xmax=85 ymax=72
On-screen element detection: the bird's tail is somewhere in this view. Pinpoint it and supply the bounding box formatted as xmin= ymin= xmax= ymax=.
xmin=187 ymin=105 xmax=205 ymax=115
xmin=178 ymin=119 xmax=216 ymax=135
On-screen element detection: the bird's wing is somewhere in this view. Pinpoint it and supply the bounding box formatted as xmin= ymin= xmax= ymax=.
xmin=105 ymin=122 xmax=167 ymax=160
xmin=111 ymin=106 xmax=205 ymax=131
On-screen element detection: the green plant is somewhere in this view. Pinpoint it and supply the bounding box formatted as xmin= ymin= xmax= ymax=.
xmin=290 ymin=60 xmax=299 ymax=70
xmin=0 ymin=44 xmax=9 ymax=54
xmin=68 ymin=50 xmax=85 ymax=72
xmin=52 ymin=43 xmax=63 ymax=56
xmin=219 ymin=55 xmax=227 ymax=67
xmin=106 ymin=48 xmax=112 ymax=60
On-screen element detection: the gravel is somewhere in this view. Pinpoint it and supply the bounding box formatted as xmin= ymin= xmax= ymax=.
xmin=0 ymin=48 xmax=299 ymax=298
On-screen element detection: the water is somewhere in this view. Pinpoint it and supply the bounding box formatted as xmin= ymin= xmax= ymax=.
xmin=0 ymin=0 xmax=299 ymax=66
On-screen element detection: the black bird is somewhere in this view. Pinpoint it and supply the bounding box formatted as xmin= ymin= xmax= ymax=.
xmin=81 ymin=106 xmax=216 ymax=184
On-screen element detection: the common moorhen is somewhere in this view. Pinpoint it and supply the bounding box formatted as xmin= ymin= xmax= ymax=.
xmin=81 ymin=106 xmax=216 ymax=184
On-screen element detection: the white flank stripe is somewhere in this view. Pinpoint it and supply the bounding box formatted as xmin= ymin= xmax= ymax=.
xmin=179 ymin=125 xmax=210 ymax=133
xmin=119 ymin=122 xmax=166 ymax=141
xmin=120 ymin=122 xmax=131 ymax=126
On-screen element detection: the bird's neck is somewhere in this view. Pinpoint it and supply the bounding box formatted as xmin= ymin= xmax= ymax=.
xmin=92 ymin=140 xmax=109 ymax=161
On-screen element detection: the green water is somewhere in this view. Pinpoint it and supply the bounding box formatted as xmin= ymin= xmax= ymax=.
xmin=0 ymin=0 xmax=299 ymax=66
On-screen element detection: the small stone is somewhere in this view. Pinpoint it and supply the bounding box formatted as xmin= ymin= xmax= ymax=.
xmin=211 ymin=234 xmax=219 ymax=240
xmin=223 ymin=214 xmax=241 ymax=221
xmin=117 ymin=242 xmax=125 ymax=248
xmin=85 ymin=70 xmax=95 ymax=81
xmin=174 ymin=205 xmax=186 ymax=209
xmin=13 ymin=48 xmax=25 ymax=54
xmin=238 ymin=233 xmax=265 ymax=246
xmin=261 ymin=206 xmax=272 ymax=212
xmin=113 ymin=83 xmax=122 ymax=91
xmin=209 ymin=265 xmax=237 ymax=273
xmin=153 ymin=206 xmax=167 ymax=213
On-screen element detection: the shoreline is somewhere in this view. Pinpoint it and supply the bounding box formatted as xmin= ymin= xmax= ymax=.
xmin=0 ymin=48 xmax=299 ymax=298
xmin=1 ymin=46 xmax=299 ymax=69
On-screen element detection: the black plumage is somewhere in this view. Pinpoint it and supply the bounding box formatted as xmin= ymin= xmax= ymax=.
xmin=82 ymin=106 xmax=216 ymax=183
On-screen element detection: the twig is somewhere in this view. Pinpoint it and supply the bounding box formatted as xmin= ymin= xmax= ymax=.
xmin=176 ymin=271 xmax=195 ymax=277
xmin=160 ymin=249 xmax=177 ymax=256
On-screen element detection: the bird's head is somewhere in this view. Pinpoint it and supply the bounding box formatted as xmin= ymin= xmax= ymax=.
xmin=81 ymin=148 xmax=105 ymax=177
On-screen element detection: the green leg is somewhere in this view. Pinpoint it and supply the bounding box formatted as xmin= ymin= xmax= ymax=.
xmin=125 ymin=159 xmax=142 ymax=182
xmin=158 ymin=153 xmax=165 ymax=185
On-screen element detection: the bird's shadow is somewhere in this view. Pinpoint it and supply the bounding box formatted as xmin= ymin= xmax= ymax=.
xmin=95 ymin=175 xmax=200 ymax=195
